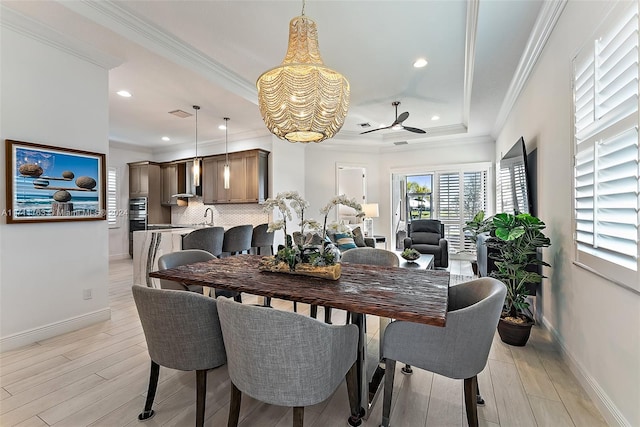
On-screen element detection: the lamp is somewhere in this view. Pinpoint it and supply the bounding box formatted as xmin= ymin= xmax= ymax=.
xmin=256 ymin=0 xmax=350 ymax=143
xmin=361 ymin=203 xmax=379 ymax=238
xmin=223 ymin=117 xmax=230 ymax=190
xmin=192 ymin=105 xmax=201 ymax=187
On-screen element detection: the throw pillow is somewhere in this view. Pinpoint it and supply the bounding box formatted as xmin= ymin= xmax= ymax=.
xmin=352 ymin=226 xmax=366 ymax=247
xmin=334 ymin=232 xmax=357 ymax=251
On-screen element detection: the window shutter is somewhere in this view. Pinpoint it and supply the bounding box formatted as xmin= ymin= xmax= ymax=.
xmin=107 ymin=167 xmax=118 ymax=227
xmin=573 ymin=1 xmax=639 ymax=290
xmin=463 ymin=171 xmax=487 ymax=252
xmin=438 ymin=173 xmax=461 ymax=251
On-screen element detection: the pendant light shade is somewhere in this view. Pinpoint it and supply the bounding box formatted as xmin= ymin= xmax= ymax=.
xmin=192 ymin=105 xmax=201 ymax=187
xmin=223 ymin=117 xmax=230 ymax=190
xmin=256 ymin=10 xmax=350 ymax=143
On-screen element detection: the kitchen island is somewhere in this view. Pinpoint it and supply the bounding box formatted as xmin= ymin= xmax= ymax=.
xmin=132 ymin=227 xmax=194 ymax=287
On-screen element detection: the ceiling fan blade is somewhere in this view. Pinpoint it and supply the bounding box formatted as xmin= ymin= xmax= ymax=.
xmin=403 ymin=126 xmax=426 ymax=134
xmin=360 ymin=126 xmax=391 ymax=135
xmin=396 ymin=111 xmax=410 ymax=124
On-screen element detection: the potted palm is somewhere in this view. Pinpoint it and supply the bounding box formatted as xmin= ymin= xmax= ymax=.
xmin=483 ymin=212 xmax=551 ymax=346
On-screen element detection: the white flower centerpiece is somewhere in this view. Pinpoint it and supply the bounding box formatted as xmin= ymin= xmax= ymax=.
xmin=258 ymin=191 xmax=363 ymax=280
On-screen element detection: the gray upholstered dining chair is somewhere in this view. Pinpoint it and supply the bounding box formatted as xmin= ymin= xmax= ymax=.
xmin=182 ymin=226 xmax=224 ymax=257
xmin=250 ymin=223 xmax=274 ymax=255
xmin=380 ymin=277 xmax=506 ymax=427
xmin=216 ymin=297 xmax=360 ymax=427
xmin=132 ymin=285 xmax=227 ymax=427
xmin=221 ymin=225 xmax=253 ymax=256
xmin=157 ymin=249 xmax=241 ymax=301
xmin=340 ymin=247 xmax=400 ymax=267
xmin=319 ymin=247 xmax=400 ymax=325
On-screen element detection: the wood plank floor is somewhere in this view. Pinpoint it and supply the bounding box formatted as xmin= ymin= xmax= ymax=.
xmin=0 ymin=259 xmax=608 ymax=427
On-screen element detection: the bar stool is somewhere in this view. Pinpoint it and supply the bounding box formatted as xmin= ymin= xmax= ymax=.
xmin=222 ymin=225 xmax=253 ymax=256
xmin=251 ymin=223 xmax=274 ymax=255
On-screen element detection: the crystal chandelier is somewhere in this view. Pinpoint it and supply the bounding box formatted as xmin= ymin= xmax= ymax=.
xmin=256 ymin=1 xmax=350 ymax=143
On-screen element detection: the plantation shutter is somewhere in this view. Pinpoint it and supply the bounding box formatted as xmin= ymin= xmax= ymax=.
xmin=463 ymin=171 xmax=487 ymax=252
xmin=438 ymin=173 xmax=461 ymax=251
xmin=572 ymin=1 xmax=639 ymax=290
xmin=107 ymin=167 xmax=118 ymax=227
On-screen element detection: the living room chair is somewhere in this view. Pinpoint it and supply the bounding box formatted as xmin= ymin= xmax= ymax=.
xmin=379 ymin=277 xmax=506 ymax=427
xmin=403 ymin=219 xmax=449 ymax=268
xmin=158 ymin=249 xmax=240 ymax=301
xmin=182 ymin=226 xmax=224 ymax=257
xmin=132 ymin=285 xmax=227 ymax=427
xmin=216 ymin=297 xmax=360 ymax=427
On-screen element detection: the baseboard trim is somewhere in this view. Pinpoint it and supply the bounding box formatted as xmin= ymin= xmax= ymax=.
xmin=109 ymin=253 xmax=131 ymax=261
xmin=541 ymin=316 xmax=631 ymax=427
xmin=1 ymin=308 xmax=111 ymax=352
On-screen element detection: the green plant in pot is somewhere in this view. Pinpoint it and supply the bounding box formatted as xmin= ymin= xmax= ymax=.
xmin=483 ymin=212 xmax=551 ymax=346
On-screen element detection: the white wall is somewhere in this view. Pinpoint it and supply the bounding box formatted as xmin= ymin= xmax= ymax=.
xmin=1 ymin=26 xmax=111 ymax=348
xmin=495 ymin=1 xmax=640 ymax=425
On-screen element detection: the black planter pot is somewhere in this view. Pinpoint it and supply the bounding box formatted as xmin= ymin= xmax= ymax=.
xmin=497 ymin=316 xmax=534 ymax=346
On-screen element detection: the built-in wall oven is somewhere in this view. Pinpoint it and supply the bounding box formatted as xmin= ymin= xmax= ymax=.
xmin=129 ymin=197 xmax=147 ymax=256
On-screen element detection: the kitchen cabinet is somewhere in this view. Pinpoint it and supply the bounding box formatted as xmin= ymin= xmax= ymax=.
xmin=160 ymin=163 xmax=187 ymax=206
xmin=202 ymin=149 xmax=268 ymax=204
xmin=128 ymin=161 xmax=170 ymax=224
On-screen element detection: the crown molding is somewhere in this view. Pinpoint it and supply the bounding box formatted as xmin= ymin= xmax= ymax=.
xmin=463 ymin=0 xmax=480 ymax=128
xmin=58 ymin=0 xmax=257 ymax=104
xmin=0 ymin=5 xmax=122 ymax=69
xmin=491 ymin=0 xmax=568 ymax=138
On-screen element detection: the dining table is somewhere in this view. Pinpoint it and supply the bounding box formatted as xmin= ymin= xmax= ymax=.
xmin=149 ymin=254 xmax=450 ymax=426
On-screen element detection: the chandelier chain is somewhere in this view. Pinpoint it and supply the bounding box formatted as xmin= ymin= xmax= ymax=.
xmin=301 ymin=0 xmax=305 ymax=16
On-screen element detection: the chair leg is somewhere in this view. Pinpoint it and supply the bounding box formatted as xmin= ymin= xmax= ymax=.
xmin=324 ymin=307 xmax=333 ymax=324
xmin=138 ymin=361 xmax=160 ymax=420
xmin=310 ymin=305 xmax=318 ymax=319
xmin=401 ymin=364 xmax=413 ymax=374
xmin=476 ymin=382 xmax=485 ymax=405
xmin=381 ymin=358 xmax=396 ymax=427
xmin=195 ymin=370 xmax=207 ymax=427
xmin=293 ymin=407 xmax=304 ymax=427
xmin=228 ymin=382 xmax=242 ymax=427
xmin=233 ymin=293 xmax=242 ymax=303
xmin=345 ymin=362 xmax=363 ymax=426
xmin=463 ymin=376 xmax=479 ymax=427
xmin=264 ymin=296 xmax=272 ymax=307
xmin=293 ymin=301 xmax=298 ymax=312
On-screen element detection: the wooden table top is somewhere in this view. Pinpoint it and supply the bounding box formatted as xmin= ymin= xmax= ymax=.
xmin=149 ymin=255 xmax=450 ymax=327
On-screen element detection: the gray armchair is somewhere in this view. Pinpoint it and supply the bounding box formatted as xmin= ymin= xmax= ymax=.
xmin=403 ymin=219 xmax=449 ymax=268
xmin=216 ymin=297 xmax=360 ymax=427
xmin=132 ymin=285 xmax=227 ymax=427
xmin=380 ymin=277 xmax=506 ymax=427
xmin=157 ymin=249 xmax=240 ymax=301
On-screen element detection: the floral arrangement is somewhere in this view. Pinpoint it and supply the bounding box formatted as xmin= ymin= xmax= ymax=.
xmin=400 ymin=248 xmax=421 ymax=261
xmin=260 ymin=192 xmax=363 ymax=276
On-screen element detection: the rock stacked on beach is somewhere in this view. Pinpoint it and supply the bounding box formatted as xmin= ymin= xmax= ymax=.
xmin=53 ymin=190 xmax=72 ymax=202
xmin=75 ymin=176 xmax=96 ymax=190
xmin=19 ymin=163 xmax=43 ymax=177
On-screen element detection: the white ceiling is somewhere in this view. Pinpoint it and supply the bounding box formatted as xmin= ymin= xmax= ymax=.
xmin=3 ymin=0 xmax=547 ymax=151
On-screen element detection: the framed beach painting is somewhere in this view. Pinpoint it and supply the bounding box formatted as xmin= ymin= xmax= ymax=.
xmin=5 ymin=139 xmax=106 ymax=223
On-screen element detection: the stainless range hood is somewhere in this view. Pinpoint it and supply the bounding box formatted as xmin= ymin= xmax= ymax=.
xmin=171 ymin=160 xmax=201 ymax=198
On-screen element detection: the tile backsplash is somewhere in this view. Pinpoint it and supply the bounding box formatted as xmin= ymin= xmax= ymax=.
xmin=171 ymin=197 xmax=269 ymax=228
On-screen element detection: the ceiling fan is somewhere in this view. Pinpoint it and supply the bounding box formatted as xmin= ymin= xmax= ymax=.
xmin=360 ymin=101 xmax=426 ymax=135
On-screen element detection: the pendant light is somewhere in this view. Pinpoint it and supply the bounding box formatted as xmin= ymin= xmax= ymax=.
xmin=256 ymin=0 xmax=349 ymax=143
xmin=192 ymin=105 xmax=201 ymax=187
xmin=223 ymin=117 xmax=230 ymax=189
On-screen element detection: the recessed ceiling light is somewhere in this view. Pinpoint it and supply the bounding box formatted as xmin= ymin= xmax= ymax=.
xmin=116 ymin=90 xmax=132 ymax=97
xmin=218 ymin=124 xmax=227 ymax=130
xmin=431 ymin=115 xmax=440 ymax=121
xmin=413 ymin=58 xmax=428 ymax=68
xmin=161 ymin=136 xmax=170 ymax=141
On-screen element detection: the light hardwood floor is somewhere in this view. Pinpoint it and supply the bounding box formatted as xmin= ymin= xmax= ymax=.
xmin=0 ymin=259 xmax=608 ymax=427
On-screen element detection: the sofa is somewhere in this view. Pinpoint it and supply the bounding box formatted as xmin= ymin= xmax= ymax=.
xmin=403 ymin=219 xmax=448 ymax=268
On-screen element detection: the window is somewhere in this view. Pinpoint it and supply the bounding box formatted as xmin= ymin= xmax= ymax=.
xmin=437 ymin=170 xmax=488 ymax=254
xmin=572 ymin=1 xmax=639 ymax=290
xmin=107 ymin=167 xmax=118 ymax=228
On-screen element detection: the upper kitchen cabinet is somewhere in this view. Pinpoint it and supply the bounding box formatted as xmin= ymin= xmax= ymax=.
xmin=128 ymin=161 xmax=170 ymax=223
xmin=160 ymin=162 xmax=187 ymax=206
xmin=202 ymin=149 xmax=268 ymax=204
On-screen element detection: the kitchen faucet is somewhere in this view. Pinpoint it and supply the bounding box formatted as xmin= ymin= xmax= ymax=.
xmin=204 ymin=208 xmax=214 ymax=225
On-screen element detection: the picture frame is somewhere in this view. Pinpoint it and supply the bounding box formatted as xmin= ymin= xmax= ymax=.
xmin=5 ymin=139 xmax=106 ymax=223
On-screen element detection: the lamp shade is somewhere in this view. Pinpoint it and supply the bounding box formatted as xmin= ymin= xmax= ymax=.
xmin=256 ymin=16 xmax=350 ymax=143
xmin=362 ymin=203 xmax=379 ymax=218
